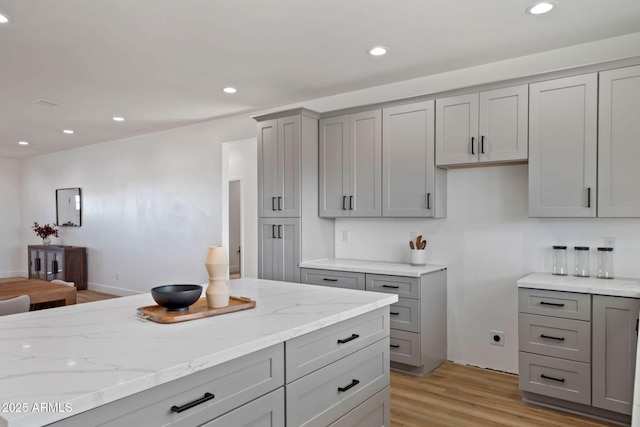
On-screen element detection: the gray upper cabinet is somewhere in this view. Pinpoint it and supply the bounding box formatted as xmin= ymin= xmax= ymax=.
xmin=258 ymin=115 xmax=301 ymax=217
xmin=382 ymin=101 xmax=446 ymax=218
xmin=528 ymin=74 xmax=598 ymax=217
xmin=319 ymin=110 xmax=382 ymax=217
xmin=258 ymin=218 xmax=301 ymax=283
xmin=592 ymin=295 xmax=640 ymax=415
xmin=436 ymin=85 xmax=528 ymax=167
xmin=598 ymin=65 xmax=640 ymax=217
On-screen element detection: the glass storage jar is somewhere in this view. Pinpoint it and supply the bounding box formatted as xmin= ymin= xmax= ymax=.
xmin=574 ymin=246 xmax=590 ymax=277
xmin=597 ymin=247 xmax=614 ymax=279
xmin=552 ymin=246 xmax=568 ymax=276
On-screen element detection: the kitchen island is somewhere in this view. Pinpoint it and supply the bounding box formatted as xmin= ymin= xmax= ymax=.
xmin=0 ymin=278 xmax=397 ymax=427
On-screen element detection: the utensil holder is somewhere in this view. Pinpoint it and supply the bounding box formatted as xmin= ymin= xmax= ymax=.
xmin=410 ymin=249 xmax=426 ymax=266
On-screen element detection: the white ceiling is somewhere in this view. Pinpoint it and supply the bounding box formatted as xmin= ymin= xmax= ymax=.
xmin=2 ymin=0 xmax=640 ymax=158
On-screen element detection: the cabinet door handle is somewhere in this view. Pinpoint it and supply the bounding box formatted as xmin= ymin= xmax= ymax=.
xmin=349 ymin=195 xmax=353 ymax=210
xmin=382 ymin=285 xmax=400 ymax=289
xmin=342 ymin=196 xmax=347 ymax=210
xmin=323 ymin=278 xmax=338 ymax=282
xmin=35 ymin=258 xmax=41 ymax=272
xmin=278 ymin=196 xmax=283 ymax=210
xmin=471 ymin=137 xmax=475 ymax=155
xmin=337 ymin=333 xmax=359 ymax=344
xmin=540 ymin=334 xmax=565 ymax=341
xmin=53 ymin=260 xmax=58 ymax=274
xmin=587 ymin=188 xmax=591 ymax=208
xmin=272 ymin=225 xmax=276 ymax=238
xmin=481 ymin=136 xmax=485 ymax=154
xmin=540 ymin=374 xmax=565 ymax=383
xmin=426 ymin=193 xmax=431 ymax=210
xmin=636 ymin=318 xmax=638 ymax=336
xmin=338 ymin=379 xmax=360 ymax=393
xmin=390 ymin=311 xmax=399 ymax=315
xmin=277 ymin=225 xmax=282 ymax=239
xmin=390 ymin=344 xmax=400 ymax=348
xmin=272 ymin=197 xmax=277 ymax=211
xmin=170 ymin=392 xmax=215 ymax=413
xmin=540 ymin=301 xmax=565 ymax=307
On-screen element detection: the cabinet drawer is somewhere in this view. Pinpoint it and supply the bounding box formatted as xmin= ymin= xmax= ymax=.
xmin=286 ymin=308 xmax=389 ymax=382
xmin=519 ymin=313 xmax=591 ymax=363
xmin=519 ymin=352 xmax=591 ymax=405
xmin=301 ymin=268 xmax=366 ymax=290
xmin=202 ymin=387 xmax=284 ymax=427
xmin=366 ymin=274 xmax=420 ymax=299
xmin=518 ymin=288 xmax=591 ymax=321
xmin=329 ymin=386 xmax=390 ymax=427
xmin=390 ymin=298 xmax=420 ymax=333
xmin=286 ymin=338 xmax=389 ymax=427
xmin=50 ymin=344 xmax=284 ymax=427
xmin=389 ymin=329 xmax=421 ymax=367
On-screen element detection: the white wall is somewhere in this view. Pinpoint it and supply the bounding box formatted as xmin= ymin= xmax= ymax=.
xmin=335 ymin=165 xmax=640 ymax=373
xmin=0 ymin=157 xmax=22 ymax=278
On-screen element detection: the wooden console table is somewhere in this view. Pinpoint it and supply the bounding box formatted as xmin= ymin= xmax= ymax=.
xmin=28 ymin=245 xmax=87 ymax=290
xmin=0 ymin=279 xmax=77 ymax=308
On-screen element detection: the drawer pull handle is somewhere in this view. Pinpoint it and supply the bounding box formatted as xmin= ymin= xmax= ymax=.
xmin=337 ymin=334 xmax=359 ymax=344
xmin=382 ymin=285 xmax=400 ymax=289
xmin=272 ymin=197 xmax=277 ymax=211
xmin=323 ymin=278 xmax=338 ymax=282
xmin=540 ymin=301 xmax=565 ymax=307
xmin=540 ymin=334 xmax=565 ymax=341
xmin=390 ymin=344 xmax=400 ymax=348
xmin=540 ymin=374 xmax=565 ymax=383
xmin=278 ymin=196 xmax=283 ymax=210
xmin=170 ymin=392 xmax=215 ymax=413
xmin=338 ymin=379 xmax=360 ymax=393
xmin=390 ymin=311 xmax=399 ymax=315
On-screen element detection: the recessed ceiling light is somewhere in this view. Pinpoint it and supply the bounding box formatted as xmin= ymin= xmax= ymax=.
xmin=63 ymin=129 xmax=74 ymax=134
xmin=368 ymin=46 xmax=388 ymax=56
xmin=0 ymin=13 xmax=10 ymax=24
xmin=18 ymin=141 xmax=29 ymax=146
xmin=223 ymin=87 xmax=237 ymax=94
xmin=526 ymin=1 xmax=556 ymax=15
xmin=113 ymin=116 xmax=125 ymax=122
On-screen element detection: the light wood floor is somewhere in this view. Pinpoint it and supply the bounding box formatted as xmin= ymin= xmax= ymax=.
xmin=7 ymin=280 xmax=620 ymax=426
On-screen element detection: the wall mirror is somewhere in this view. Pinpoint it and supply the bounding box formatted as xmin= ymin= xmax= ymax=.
xmin=56 ymin=188 xmax=82 ymax=227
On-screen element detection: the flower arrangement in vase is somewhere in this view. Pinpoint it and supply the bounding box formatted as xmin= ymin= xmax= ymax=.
xmin=32 ymin=221 xmax=59 ymax=246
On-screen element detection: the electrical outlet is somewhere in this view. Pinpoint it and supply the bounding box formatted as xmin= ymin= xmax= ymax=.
xmin=342 ymin=231 xmax=350 ymax=243
xmin=604 ymin=237 xmax=616 ymax=250
xmin=115 ymin=272 xmax=119 ymax=280
xmin=490 ymin=330 xmax=505 ymax=346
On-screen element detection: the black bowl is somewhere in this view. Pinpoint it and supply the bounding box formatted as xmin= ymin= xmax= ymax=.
xmin=151 ymin=284 xmax=202 ymax=312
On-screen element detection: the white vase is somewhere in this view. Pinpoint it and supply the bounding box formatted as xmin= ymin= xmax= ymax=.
xmin=410 ymin=249 xmax=426 ymax=266
xmin=205 ymin=246 xmax=229 ymax=308
xmin=42 ymin=237 xmax=51 ymax=246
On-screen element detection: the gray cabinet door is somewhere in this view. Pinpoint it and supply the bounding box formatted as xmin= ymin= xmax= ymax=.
xmin=278 ymin=115 xmax=301 ymax=217
xmin=319 ymin=115 xmax=350 ymax=217
xmin=258 ymin=119 xmax=279 ymax=217
xmin=29 ymin=248 xmax=46 ymax=280
xmin=349 ymin=110 xmax=381 ymax=217
xmin=592 ymin=295 xmax=640 ymax=415
xmin=435 ymin=93 xmax=478 ymax=166
xmin=258 ymin=218 xmax=300 ymax=282
xmin=382 ymin=101 xmax=439 ymax=217
xmin=528 ymin=73 xmax=598 ymax=217
xmin=598 ymin=65 xmax=640 ymax=217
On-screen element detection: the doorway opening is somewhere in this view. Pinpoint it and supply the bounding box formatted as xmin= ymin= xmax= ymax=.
xmin=228 ymin=179 xmax=242 ymax=279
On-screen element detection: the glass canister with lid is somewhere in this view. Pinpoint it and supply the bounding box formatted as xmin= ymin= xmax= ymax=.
xmin=574 ymin=246 xmax=590 ymax=277
xmin=552 ymin=246 xmax=568 ymax=276
xmin=597 ymin=247 xmax=614 ymax=279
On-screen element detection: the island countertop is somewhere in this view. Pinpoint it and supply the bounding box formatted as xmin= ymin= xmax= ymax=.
xmin=0 ymin=278 xmax=397 ymax=427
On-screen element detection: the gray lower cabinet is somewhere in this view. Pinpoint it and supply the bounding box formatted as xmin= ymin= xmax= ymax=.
xmin=202 ymin=388 xmax=284 ymax=427
xmin=329 ymin=386 xmax=390 ymax=427
xmin=518 ymin=287 xmax=639 ymax=422
xmin=258 ymin=218 xmax=300 ymax=283
xmin=301 ymin=267 xmax=447 ymax=376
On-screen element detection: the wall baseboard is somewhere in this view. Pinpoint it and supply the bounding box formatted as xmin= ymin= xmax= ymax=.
xmin=0 ymin=271 xmax=27 ymax=279
xmin=88 ymin=282 xmax=142 ymax=296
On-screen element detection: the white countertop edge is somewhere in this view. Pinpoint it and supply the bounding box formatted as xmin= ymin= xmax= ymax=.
xmin=517 ymin=272 xmax=640 ymax=298
xmin=299 ymin=258 xmax=446 ymax=277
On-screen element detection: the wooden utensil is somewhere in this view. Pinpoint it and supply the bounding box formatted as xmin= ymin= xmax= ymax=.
xmin=410 ymin=241 xmax=415 ymax=250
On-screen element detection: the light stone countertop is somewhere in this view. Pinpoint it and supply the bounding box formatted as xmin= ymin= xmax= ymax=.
xmin=299 ymin=258 xmax=446 ymax=277
xmin=0 ymin=278 xmax=397 ymax=427
xmin=517 ymin=272 xmax=640 ymax=298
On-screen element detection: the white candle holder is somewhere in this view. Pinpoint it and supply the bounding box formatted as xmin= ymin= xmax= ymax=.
xmin=205 ymin=246 xmax=230 ymax=308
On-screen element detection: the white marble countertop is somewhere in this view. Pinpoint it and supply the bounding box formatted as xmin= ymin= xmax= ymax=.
xmin=299 ymin=258 xmax=446 ymax=277
xmin=517 ymin=272 xmax=640 ymax=297
xmin=0 ymin=278 xmax=397 ymax=427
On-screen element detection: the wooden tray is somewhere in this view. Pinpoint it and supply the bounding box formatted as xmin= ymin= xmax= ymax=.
xmin=136 ymin=296 xmax=256 ymax=324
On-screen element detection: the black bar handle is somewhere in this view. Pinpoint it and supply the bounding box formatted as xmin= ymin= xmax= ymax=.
xmin=382 ymin=285 xmax=400 ymax=289
xmin=540 ymin=374 xmax=565 ymax=383
xmin=338 ymin=379 xmax=360 ymax=393
xmin=337 ymin=333 xmax=359 ymax=344
xmin=272 ymin=197 xmax=276 ymax=211
xmin=427 ymin=193 xmax=431 ymax=210
xmin=471 ymin=136 xmax=475 ymax=155
xmin=587 ymin=188 xmax=591 ymax=208
xmin=278 ymin=225 xmax=282 ymax=239
xmin=171 ymin=392 xmax=215 ymax=413
xmin=349 ymin=195 xmax=353 ymax=210
xmin=481 ymin=135 xmax=485 ymax=153
xmin=272 ymin=225 xmax=276 ymax=239
xmin=390 ymin=312 xmax=399 ymax=315
xmin=53 ymin=260 xmax=58 ymax=274
xmin=540 ymin=334 xmax=565 ymax=341
xmin=35 ymin=257 xmax=41 ymax=272
xmin=636 ymin=318 xmax=638 ymax=336
xmin=323 ymin=278 xmax=338 ymax=282
xmin=278 ymin=196 xmax=283 ymax=211
xmin=390 ymin=344 xmax=400 ymax=348
xmin=342 ymin=196 xmax=347 ymax=210
xmin=540 ymin=301 xmax=565 ymax=307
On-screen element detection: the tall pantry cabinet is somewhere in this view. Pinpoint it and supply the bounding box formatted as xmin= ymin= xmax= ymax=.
xmin=255 ymin=109 xmax=333 ymax=282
